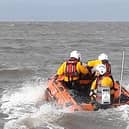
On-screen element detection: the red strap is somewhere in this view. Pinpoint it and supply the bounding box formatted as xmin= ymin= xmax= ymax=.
xmin=65 ymin=59 xmax=78 ymax=81
xmin=102 ymin=60 xmax=111 ymax=74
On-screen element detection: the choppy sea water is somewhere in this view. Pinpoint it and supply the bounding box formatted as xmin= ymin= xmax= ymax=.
xmin=0 ymin=22 xmax=129 ymax=129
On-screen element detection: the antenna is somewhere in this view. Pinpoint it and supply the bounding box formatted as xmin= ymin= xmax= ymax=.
xmin=119 ymin=50 xmax=125 ymax=104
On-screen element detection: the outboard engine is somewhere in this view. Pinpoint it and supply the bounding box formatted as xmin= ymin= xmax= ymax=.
xmin=96 ymin=86 xmax=111 ymax=108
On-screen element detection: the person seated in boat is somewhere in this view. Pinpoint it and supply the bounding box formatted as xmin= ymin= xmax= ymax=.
xmin=55 ymin=50 xmax=91 ymax=91
xmin=86 ymin=53 xmax=111 ymax=76
xmin=89 ymin=64 xmax=114 ymax=102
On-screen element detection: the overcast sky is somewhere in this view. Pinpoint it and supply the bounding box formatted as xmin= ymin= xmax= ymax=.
xmin=0 ymin=0 xmax=129 ymax=21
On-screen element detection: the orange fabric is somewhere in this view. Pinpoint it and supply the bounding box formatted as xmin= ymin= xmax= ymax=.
xmin=79 ymin=80 xmax=92 ymax=85
xmin=113 ymin=82 xmax=120 ymax=99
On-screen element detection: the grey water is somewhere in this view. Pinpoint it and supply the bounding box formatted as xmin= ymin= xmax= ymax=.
xmin=0 ymin=22 xmax=129 ymax=129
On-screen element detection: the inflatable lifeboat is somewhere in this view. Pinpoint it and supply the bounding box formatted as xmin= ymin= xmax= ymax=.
xmin=44 ymin=76 xmax=129 ymax=112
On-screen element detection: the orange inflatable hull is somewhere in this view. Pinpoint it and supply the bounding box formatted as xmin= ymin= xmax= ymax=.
xmin=45 ymin=77 xmax=129 ymax=112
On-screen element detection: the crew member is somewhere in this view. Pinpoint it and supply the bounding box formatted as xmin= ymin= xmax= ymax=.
xmin=89 ymin=64 xmax=114 ymax=101
xmin=56 ymin=50 xmax=90 ymax=89
xmin=87 ymin=53 xmax=111 ymax=75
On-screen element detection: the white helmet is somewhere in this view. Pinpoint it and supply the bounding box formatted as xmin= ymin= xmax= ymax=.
xmin=98 ymin=53 xmax=108 ymax=60
xmin=95 ymin=64 xmax=106 ymax=75
xmin=70 ymin=50 xmax=81 ymax=60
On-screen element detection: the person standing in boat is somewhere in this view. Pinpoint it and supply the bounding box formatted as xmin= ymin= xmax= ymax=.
xmin=89 ymin=64 xmax=114 ymax=101
xmin=86 ymin=53 xmax=111 ymax=75
xmin=55 ymin=50 xmax=91 ymax=90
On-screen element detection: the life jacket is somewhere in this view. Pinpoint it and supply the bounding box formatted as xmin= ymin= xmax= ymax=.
xmin=102 ymin=60 xmax=111 ymax=74
xmin=65 ymin=59 xmax=79 ymax=81
xmin=96 ymin=74 xmax=120 ymax=100
xmin=96 ymin=73 xmax=114 ymax=89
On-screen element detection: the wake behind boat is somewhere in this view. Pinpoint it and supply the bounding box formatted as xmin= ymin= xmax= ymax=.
xmin=44 ymin=76 xmax=129 ymax=112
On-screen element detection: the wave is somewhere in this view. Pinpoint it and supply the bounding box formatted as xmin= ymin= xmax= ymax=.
xmin=0 ymin=78 xmax=64 ymax=129
xmin=1 ymin=77 xmax=129 ymax=129
xmin=0 ymin=67 xmax=35 ymax=80
xmin=3 ymin=104 xmax=64 ymax=129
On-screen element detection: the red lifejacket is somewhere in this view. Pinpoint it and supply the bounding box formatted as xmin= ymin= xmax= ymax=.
xmin=65 ymin=59 xmax=79 ymax=81
xmin=102 ymin=60 xmax=111 ymax=74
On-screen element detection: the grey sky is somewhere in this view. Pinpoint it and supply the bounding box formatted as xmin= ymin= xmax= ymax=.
xmin=0 ymin=0 xmax=129 ymax=21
